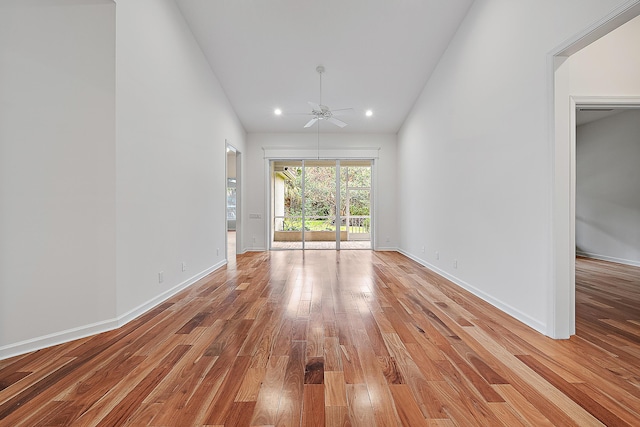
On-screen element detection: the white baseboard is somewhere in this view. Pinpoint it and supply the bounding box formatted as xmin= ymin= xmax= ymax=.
xmin=576 ymin=251 xmax=640 ymax=267
xmin=397 ymin=249 xmax=547 ymax=335
xmin=115 ymin=260 xmax=226 ymax=327
xmin=374 ymin=246 xmax=398 ymax=251
xmin=0 ymin=261 xmax=227 ymax=361
xmin=0 ymin=318 xmax=120 ymax=361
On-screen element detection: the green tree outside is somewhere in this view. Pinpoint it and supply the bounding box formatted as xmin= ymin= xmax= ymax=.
xmin=283 ymin=165 xmax=370 ymax=232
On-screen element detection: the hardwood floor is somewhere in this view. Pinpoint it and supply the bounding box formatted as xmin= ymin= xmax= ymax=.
xmin=1 ymin=251 xmax=639 ymax=426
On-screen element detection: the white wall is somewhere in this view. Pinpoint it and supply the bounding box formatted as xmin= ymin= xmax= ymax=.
xmin=115 ymin=0 xmax=246 ymax=318
xmin=397 ymin=0 xmax=630 ymax=336
xmin=566 ymin=14 xmax=640 ymax=94
xmin=0 ymin=1 xmax=117 ymax=354
xmin=245 ymin=133 xmax=396 ymax=252
xmin=0 ymin=0 xmax=246 ymax=358
xmin=576 ymin=111 xmax=640 ymax=265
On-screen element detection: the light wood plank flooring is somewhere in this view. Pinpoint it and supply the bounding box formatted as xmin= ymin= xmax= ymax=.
xmin=0 ymin=251 xmax=639 ymax=426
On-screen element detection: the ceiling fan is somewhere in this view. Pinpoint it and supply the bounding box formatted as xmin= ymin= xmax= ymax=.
xmin=301 ymin=65 xmax=353 ymax=129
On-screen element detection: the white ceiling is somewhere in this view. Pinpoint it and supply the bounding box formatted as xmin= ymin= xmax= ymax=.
xmin=175 ymin=0 xmax=474 ymax=134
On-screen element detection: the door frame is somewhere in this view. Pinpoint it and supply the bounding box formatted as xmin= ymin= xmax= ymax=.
xmin=549 ymin=0 xmax=640 ymax=338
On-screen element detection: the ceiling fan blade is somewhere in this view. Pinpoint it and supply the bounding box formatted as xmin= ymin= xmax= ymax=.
xmin=308 ymin=101 xmax=322 ymax=112
xmin=304 ymin=118 xmax=319 ymax=128
xmin=327 ymin=117 xmax=348 ymax=128
xmin=331 ymin=108 xmax=354 ymax=117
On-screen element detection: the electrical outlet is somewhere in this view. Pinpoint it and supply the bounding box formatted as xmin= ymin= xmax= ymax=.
xmin=421 ymin=246 xmax=425 ymax=253
xmin=453 ymin=259 xmax=458 ymax=268
xmin=386 ymin=236 xmax=390 ymax=243
xmin=158 ymin=271 xmax=164 ymax=283
xmin=181 ymin=262 xmax=187 ymax=272
xmin=216 ymin=248 xmax=220 ymax=256
xmin=435 ymin=251 xmax=440 ymax=260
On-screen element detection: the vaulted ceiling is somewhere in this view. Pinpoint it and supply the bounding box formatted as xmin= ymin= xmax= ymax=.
xmin=175 ymin=0 xmax=474 ymax=133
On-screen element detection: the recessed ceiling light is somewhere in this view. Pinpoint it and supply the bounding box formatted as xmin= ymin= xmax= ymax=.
xmin=365 ymin=110 xmax=373 ymax=117
xmin=274 ymin=108 xmax=282 ymax=115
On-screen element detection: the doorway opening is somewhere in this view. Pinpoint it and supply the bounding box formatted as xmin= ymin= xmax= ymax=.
xmin=270 ymin=159 xmax=372 ymax=250
xmin=574 ymin=104 xmax=640 ymax=344
xmin=226 ymin=143 xmax=240 ymax=263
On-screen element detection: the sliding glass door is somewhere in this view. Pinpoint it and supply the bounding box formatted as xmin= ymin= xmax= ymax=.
xmin=303 ymin=161 xmax=338 ymax=249
xmin=343 ymin=163 xmax=371 ymax=243
xmin=273 ymin=161 xmax=303 ymax=249
xmin=271 ymin=160 xmax=371 ymax=250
